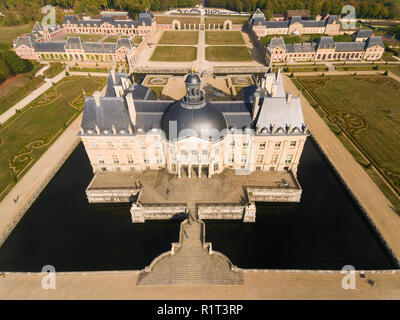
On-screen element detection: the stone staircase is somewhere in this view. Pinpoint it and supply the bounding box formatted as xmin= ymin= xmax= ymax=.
xmin=137 ymin=213 xmax=243 ymax=286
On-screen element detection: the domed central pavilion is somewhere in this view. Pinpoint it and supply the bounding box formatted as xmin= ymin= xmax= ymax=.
xmin=161 ymin=73 xmax=227 ymax=141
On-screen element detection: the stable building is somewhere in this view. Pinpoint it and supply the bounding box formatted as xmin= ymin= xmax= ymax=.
xmin=266 ymin=35 xmax=384 ymax=64
xmin=250 ymin=9 xmax=340 ymax=36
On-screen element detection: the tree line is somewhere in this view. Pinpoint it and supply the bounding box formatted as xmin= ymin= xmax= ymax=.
xmin=206 ymin=0 xmax=400 ymax=19
xmin=0 ymin=0 xmax=399 ymax=27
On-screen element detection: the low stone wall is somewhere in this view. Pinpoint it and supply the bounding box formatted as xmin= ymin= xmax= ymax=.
xmin=198 ymin=204 xmax=244 ymax=220
xmin=131 ymin=203 xmax=187 ymax=223
xmin=247 ymin=186 xmax=302 ymax=202
xmin=86 ymin=188 xmax=140 ymax=203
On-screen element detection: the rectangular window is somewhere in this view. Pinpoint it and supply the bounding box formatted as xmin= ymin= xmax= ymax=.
xmin=230 ymin=141 xmax=235 ymax=146
xmin=107 ymin=141 xmax=114 ymax=148
xmin=241 ymin=157 xmax=247 ymax=163
xmin=285 ymin=154 xmax=293 ymax=163
xmin=259 ymin=142 xmax=266 ymax=149
xmin=202 ymin=150 xmax=208 ymax=156
xmin=214 ymin=163 xmax=219 ymax=171
xmin=191 ymin=150 xmax=198 ymax=155
xmin=91 ymin=141 xmax=98 ymax=148
xmin=156 ymin=154 xmax=162 ymax=163
xmin=112 ymin=155 xmax=119 ymax=164
xmin=257 ymin=155 xmax=264 ymax=164
xmin=271 ymin=155 xmax=278 ymax=164
xmin=127 ymin=155 xmax=133 ymax=164
xmin=98 ymin=156 xmax=104 ymax=164
xmin=180 ymin=149 xmax=186 ymax=155
xmin=274 ymin=142 xmax=281 ymax=149
xmin=290 ymin=141 xmax=297 ymax=148
xmin=256 ymin=166 xmax=261 ymax=171
xmin=269 ymin=166 xmax=275 ymax=171
xmin=144 ymin=155 xmax=149 ymax=164
xmin=116 ymin=167 xmax=121 ymax=172
xmin=229 ymin=155 xmax=234 ymax=163
xmin=123 ymin=141 xmax=129 ymax=148
xmin=243 ymin=142 xmax=248 ymax=147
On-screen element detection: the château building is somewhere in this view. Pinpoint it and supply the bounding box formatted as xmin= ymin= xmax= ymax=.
xmin=250 ymin=9 xmax=340 ymax=36
xmin=79 ymin=69 xmax=309 ymax=179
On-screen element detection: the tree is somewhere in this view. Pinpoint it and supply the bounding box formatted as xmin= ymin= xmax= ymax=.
xmin=0 ymin=58 xmax=10 ymax=81
xmin=1 ymin=50 xmax=27 ymax=73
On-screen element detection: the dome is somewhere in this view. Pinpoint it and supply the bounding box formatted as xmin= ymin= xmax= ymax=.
xmin=161 ymin=101 xmax=227 ymax=141
xmin=185 ymin=73 xmax=201 ymax=85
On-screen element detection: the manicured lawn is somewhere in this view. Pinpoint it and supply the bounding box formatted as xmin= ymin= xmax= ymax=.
xmin=159 ymin=31 xmax=198 ymax=45
xmin=43 ymin=62 xmax=65 ymax=78
xmin=205 ymin=31 xmax=244 ymax=45
xmin=132 ymin=35 xmax=143 ymax=44
xmin=150 ymin=46 xmax=197 ymax=61
xmin=103 ymin=36 xmax=130 ymax=43
xmin=0 ymin=76 xmax=106 ymax=200
xmin=205 ymin=17 xmax=248 ymax=25
xmin=205 ymin=46 xmax=251 ymax=62
xmin=155 ymin=16 xmax=200 ymax=25
xmin=57 ymin=33 xmax=105 ymax=42
xmin=0 ymin=74 xmax=45 ymax=115
xmin=298 ymin=75 xmax=400 ymax=196
xmin=0 ymin=24 xmax=32 ymax=43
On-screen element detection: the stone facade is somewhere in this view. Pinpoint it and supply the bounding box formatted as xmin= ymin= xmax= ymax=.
xmin=265 ymin=35 xmax=384 ymax=64
xmin=79 ymin=69 xmax=309 ymax=180
xmin=250 ymin=9 xmax=340 ymax=37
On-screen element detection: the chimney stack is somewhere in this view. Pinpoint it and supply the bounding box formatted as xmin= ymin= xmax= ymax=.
xmin=111 ymin=68 xmax=116 ymax=84
xmin=93 ymin=91 xmax=101 ymax=107
xmin=271 ymin=84 xmax=278 ymax=97
xmin=252 ymin=92 xmax=260 ymax=121
xmin=286 ymin=92 xmax=292 ymax=103
xmin=126 ymin=92 xmax=136 ymax=126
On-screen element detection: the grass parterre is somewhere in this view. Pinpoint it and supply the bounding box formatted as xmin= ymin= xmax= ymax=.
xmin=0 ymin=76 xmax=106 ymax=200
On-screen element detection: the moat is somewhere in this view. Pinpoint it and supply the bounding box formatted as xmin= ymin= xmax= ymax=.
xmin=0 ymin=139 xmax=396 ymax=271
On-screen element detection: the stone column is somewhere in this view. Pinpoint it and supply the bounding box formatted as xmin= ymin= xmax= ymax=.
xmin=198 ymin=165 xmax=201 ymax=178
xmin=208 ymin=164 xmax=212 ymax=178
xmin=188 ymin=165 xmax=192 ymax=178
xmin=178 ymin=165 xmax=181 ymax=178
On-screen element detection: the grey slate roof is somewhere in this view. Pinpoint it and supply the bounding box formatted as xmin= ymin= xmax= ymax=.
xmin=269 ymin=37 xmax=286 ymax=50
xmin=289 ymin=16 xmax=302 ymax=25
xmin=285 ymin=42 xmax=315 ymax=53
xmin=127 ymin=83 xmax=157 ymax=100
xmin=34 ymin=41 xmax=66 ymax=52
xmin=14 ymin=36 xmax=34 ymax=49
xmin=83 ymin=42 xmax=116 ymax=53
xmin=81 ymin=97 xmax=132 ymax=132
xmin=265 ymin=21 xmax=289 ymax=28
xmin=63 ymin=10 xmax=153 ymax=28
xmin=115 ymin=38 xmax=134 ymax=50
xmin=354 ymin=30 xmax=373 ymax=39
xmin=326 ymin=15 xmax=340 ymax=24
xmin=250 ymin=8 xmax=267 ymax=26
xmin=63 ymin=15 xmax=77 ymax=24
xmin=105 ymin=72 xmax=130 ymax=97
xmin=302 ymin=20 xmax=325 ymax=27
xmin=32 ymin=22 xmax=44 ymax=32
xmin=335 ymin=41 xmax=365 ymax=52
xmin=256 ymin=96 xmax=305 ymax=132
xmin=317 ymin=37 xmax=335 ymax=49
xmin=365 ymin=36 xmax=384 ymax=48
xmin=65 ymin=37 xmax=83 ymax=49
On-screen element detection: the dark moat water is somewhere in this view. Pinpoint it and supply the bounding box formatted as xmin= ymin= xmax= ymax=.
xmin=0 ymin=140 xmax=397 ymax=271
